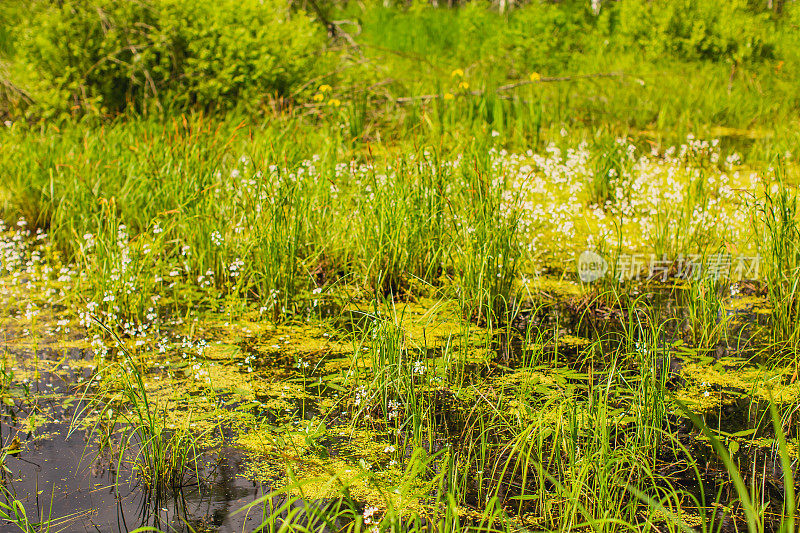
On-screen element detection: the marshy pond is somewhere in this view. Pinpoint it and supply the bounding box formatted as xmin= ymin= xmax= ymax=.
xmin=0 ymin=138 xmax=798 ymax=532
xmin=1 ymin=250 xmax=797 ymax=532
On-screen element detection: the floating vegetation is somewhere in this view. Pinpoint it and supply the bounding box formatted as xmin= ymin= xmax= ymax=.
xmin=0 ymin=126 xmax=798 ymax=531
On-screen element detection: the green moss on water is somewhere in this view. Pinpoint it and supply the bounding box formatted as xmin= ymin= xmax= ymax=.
xmin=677 ymin=357 xmax=800 ymax=411
xmin=7 ymin=257 xmax=800 ymax=524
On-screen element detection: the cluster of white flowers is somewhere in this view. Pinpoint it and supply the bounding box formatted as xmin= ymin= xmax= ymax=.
xmin=228 ymin=258 xmax=245 ymax=277
xmin=362 ymin=506 xmax=379 ymax=525
xmin=387 ymin=399 xmax=402 ymax=420
xmin=0 ymin=136 xmax=774 ymax=427
xmin=197 ymin=269 xmax=215 ymax=288
xmin=354 ymin=386 xmax=368 ymax=408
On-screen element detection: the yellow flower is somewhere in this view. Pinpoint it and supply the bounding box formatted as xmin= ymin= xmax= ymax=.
xmin=529 ymin=72 xmax=541 ymax=82
xmin=443 ymin=93 xmax=455 ymax=101
xmin=328 ymin=98 xmax=341 ymax=107
xmin=458 ymin=81 xmax=469 ymax=90
xmin=319 ymin=84 xmax=332 ymax=93
xmin=312 ymin=93 xmax=324 ymax=102
xmin=451 ymin=68 xmax=464 ymax=78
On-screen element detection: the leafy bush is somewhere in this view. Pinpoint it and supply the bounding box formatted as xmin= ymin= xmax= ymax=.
xmin=479 ymin=1 xmax=589 ymax=74
xmin=356 ymin=3 xmax=462 ymax=58
xmin=10 ymin=0 xmax=325 ymax=116
xmin=608 ymin=0 xmax=776 ymax=64
xmin=158 ymin=0 xmax=323 ymax=110
xmin=356 ymin=1 xmax=589 ymax=78
xmin=15 ymin=1 xmax=161 ymax=115
xmin=356 ymin=0 xmax=778 ymax=75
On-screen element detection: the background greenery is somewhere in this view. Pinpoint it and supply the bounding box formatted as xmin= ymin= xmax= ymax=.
xmin=0 ymin=0 xmax=798 ymax=154
xmin=2 ymin=3 xmax=800 ymax=530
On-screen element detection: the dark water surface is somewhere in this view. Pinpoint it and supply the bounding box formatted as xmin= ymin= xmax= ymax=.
xmin=0 ymin=285 xmax=790 ymax=532
xmin=0 ymin=346 xmax=264 ymax=533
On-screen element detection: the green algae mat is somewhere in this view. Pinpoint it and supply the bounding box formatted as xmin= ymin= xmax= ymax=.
xmin=0 ymin=138 xmax=799 ymax=532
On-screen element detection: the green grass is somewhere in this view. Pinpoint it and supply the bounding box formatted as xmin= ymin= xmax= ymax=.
xmin=1 ymin=1 xmax=800 ymax=531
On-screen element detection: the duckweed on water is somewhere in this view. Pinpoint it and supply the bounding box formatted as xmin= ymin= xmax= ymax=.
xmin=1 ymin=131 xmax=800 ymax=531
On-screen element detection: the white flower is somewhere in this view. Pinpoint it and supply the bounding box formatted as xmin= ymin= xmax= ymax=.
xmin=362 ymin=506 xmax=379 ymax=525
xmin=228 ymin=258 xmax=245 ymax=277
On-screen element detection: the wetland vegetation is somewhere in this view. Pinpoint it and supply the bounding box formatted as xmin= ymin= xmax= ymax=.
xmin=2 ymin=0 xmax=800 ymax=531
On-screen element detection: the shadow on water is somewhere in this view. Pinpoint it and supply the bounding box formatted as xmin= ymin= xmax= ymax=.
xmin=0 ymin=279 xmax=793 ymax=531
xmin=0 ymin=346 xmax=266 ymax=532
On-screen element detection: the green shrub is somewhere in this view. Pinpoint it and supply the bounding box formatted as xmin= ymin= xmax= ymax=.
xmin=158 ymin=0 xmax=323 ymax=110
xmin=15 ymin=0 xmax=161 ymax=115
xmin=11 ymin=0 xmax=325 ymax=116
xmin=356 ymin=3 xmax=462 ymax=59
xmin=0 ymin=2 xmax=20 ymax=57
xmin=480 ymin=1 xmax=588 ymax=74
xmin=354 ymin=0 xmax=590 ymax=82
xmin=609 ymin=0 xmax=776 ymax=64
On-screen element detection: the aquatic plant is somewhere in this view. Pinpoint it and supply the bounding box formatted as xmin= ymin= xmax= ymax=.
xmin=70 ymin=321 xmax=203 ymax=512
xmin=754 ymin=166 xmax=800 ymax=352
